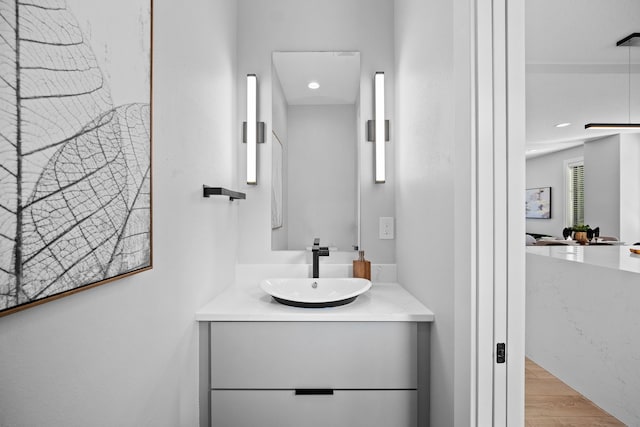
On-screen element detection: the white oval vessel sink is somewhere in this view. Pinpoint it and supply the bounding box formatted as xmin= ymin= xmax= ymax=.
xmin=260 ymin=277 xmax=372 ymax=308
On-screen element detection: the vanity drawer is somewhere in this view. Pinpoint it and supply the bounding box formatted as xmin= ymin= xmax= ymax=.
xmin=211 ymin=389 xmax=417 ymax=427
xmin=210 ymin=322 xmax=417 ymax=389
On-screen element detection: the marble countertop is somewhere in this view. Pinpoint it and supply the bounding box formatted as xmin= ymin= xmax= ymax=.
xmin=196 ymin=282 xmax=434 ymax=322
xmin=526 ymin=244 xmax=640 ymax=274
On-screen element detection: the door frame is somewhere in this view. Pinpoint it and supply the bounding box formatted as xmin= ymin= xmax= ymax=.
xmin=472 ymin=0 xmax=526 ymax=425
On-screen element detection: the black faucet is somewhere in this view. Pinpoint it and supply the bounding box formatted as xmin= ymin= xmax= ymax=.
xmin=311 ymin=238 xmax=330 ymax=278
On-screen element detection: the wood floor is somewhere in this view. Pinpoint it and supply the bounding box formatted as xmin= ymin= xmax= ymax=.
xmin=525 ymin=358 xmax=625 ymax=426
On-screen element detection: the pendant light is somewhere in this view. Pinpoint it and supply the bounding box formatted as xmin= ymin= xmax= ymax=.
xmin=585 ymin=33 xmax=640 ymax=129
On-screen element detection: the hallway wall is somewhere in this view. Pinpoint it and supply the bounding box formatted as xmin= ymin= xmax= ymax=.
xmin=0 ymin=1 xmax=239 ymax=425
xmin=395 ymin=0 xmax=458 ymax=425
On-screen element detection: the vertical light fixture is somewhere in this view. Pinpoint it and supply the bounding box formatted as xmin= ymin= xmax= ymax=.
xmin=367 ymin=72 xmax=390 ymax=183
xmin=243 ymin=74 xmax=264 ymax=184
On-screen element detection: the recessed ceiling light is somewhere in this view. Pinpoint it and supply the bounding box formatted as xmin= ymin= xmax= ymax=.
xmin=555 ymin=122 xmax=571 ymax=128
xmin=308 ymin=81 xmax=320 ymax=90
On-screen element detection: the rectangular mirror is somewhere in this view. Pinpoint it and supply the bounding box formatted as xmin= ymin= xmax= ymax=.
xmin=271 ymin=51 xmax=361 ymax=251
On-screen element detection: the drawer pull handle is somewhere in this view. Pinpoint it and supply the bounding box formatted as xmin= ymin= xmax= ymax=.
xmin=295 ymin=389 xmax=334 ymax=396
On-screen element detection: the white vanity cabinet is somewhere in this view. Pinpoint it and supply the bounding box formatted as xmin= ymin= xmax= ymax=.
xmin=196 ymin=283 xmax=434 ymax=427
xmin=201 ymin=321 xmax=429 ymax=427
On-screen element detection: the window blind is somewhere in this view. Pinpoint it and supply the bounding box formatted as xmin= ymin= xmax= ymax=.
xmin=569 ymin=164 xmax=584 ymax=226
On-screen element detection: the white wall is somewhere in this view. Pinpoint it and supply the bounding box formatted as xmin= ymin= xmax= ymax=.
xmin=620 ymin=133 xmax=640 ymax=244
xmin=395 ymin=0 xmax=526 ymax=423
xmin=0 ymin=1 xmax=239 ymax=426
xmin=287 ymin=105 xmax=358 ymax=250
xmin=526 ymin=145 xmax=584 ymax=236
xmin=584 ymin=135 xmax=620 ymax=238
xmin=527 ymin=134 xmax=640 ymax=242
xmin=583 ymin=133 xmax=640 ymax=242
xmin=395 ymin=0 xmax=456 ymax=425
xmin=236 ymin=0 xmax=396 ymax=265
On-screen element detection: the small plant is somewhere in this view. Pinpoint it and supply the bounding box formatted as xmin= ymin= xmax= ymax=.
xmin=571 ymin=224 xmax=591 ymax=232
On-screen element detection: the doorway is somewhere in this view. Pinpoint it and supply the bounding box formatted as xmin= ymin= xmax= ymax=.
xmin=523 ymin=1 xmax=640 ymax=425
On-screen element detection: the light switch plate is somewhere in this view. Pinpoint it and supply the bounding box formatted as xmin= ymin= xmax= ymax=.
xmin=379 ymin=217 xmax=394 ymax=239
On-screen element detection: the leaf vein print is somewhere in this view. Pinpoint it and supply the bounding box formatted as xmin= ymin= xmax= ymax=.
xmin=0 ymin=0 xmax=151 ymax=313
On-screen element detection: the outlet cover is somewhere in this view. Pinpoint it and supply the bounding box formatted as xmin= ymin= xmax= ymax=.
xmin=379 ymin=217 xmax=394 ymax=239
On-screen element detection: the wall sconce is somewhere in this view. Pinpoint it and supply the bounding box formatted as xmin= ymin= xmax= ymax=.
xmin=243 ymin=74 xmax=265 ymax=185
xmin=367 ymin=72 xmax=389 ymax=183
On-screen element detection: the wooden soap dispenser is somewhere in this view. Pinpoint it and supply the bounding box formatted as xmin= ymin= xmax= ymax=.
xmin=353 ymin=250 xmax=371 ymax=280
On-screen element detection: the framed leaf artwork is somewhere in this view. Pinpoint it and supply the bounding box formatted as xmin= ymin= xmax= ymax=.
xmin=0 ymin=0 xmax=153 ymax=316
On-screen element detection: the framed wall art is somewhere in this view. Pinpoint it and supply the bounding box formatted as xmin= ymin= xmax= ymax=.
xmin=0 ymin=0 xmax=153 ymax=316
xmin=525 ymin=187 xmax=551 ymax=219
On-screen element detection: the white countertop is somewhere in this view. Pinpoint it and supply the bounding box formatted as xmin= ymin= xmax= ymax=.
xmin=526 ymin=244 xmax=640 ymax=274
xmin=195 ymin=282 xmax=434 ymax=322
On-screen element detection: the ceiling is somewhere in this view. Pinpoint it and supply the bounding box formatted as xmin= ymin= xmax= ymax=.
xmin=526 ymin=0 xmax=640 ymax=158
xmin=272 ymin=51 xmax=360 ymax=106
